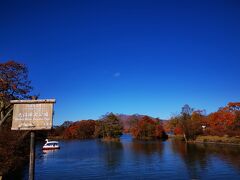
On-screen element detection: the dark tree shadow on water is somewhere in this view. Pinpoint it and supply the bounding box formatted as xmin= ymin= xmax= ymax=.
xmin=171 ymin=139 xmax=240 ymax=179
xmin=200 ymin=143 xmax=240 ymax=171
xmin=171 ymin=140 xmax=208 ymax=179
xmin=131 ymin=140 xmax=164 ymax=156
xmin=97 ymin=140 xmax=123 ymax=170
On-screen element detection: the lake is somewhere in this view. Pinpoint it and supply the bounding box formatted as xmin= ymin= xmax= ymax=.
xmin=21 ymin=134 xmax=240 ymax=180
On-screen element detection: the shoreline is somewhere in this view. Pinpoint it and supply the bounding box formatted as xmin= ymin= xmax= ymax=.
xmin=189 ymin=140 xmax=240 ymax=146
xmin=101 ymin=137 xmax=121 ymax=142
xmin=170 ymin=135 xmax=240 ymax=146
xmin=50 ymin=134 xmax=240 ymax=146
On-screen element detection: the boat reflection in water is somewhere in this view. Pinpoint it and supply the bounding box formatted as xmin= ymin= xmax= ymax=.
xmin=42 ymin=149 xmax=59 ymax=154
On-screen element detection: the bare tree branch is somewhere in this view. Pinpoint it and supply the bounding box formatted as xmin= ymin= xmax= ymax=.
xmin=0 ymin=107 xmax=13 ymax=127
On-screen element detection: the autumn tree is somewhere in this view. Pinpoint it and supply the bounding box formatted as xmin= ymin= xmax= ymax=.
xmin=129 ymin=115 xmax=140 ymax=130
xmin=131 ymin=116 xmax=167 ymax=140
xmin=206 ymin=102 xmax=240 ymax=136
xmin=0 ymin=61 xmax=33 ymax=127
xmin=188 ymin=110 xmax=205 ymax=138
xmin=169 ymin=105 xmax=205 ymax=141
xmin=95 ymin=113 xmax=123 ymax=139
xmin=179 ymin=104 xmax=194 ymax=141
xmin=63 ymin=120 xmax=96 ymax=139
xmin=167 ymin=116 xmax=183 ymax=135
xmin=49 ymin=121 xmax=74 ymax=137
xmin=226 ymin=102 xmax=240 ymax=134
xmin=0 ymin=61 xmax=32 ymax=101
xmin=227 ymin=102 xmax=240 ymax=111
xmin=0 ymin=61 xmax=34 ymax=176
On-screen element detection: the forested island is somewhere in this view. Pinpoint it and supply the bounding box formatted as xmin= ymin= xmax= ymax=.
xmin=1 ymin=61 xmax=240 ymax=179
xmin=49 ymin=113 xmax=168 ymax=141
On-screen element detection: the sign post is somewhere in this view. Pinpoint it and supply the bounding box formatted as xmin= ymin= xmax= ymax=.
xmin=11 ymin=99 xmax=56 ymax=180
xmin=29 ymin=131 xmax=35 ymax=180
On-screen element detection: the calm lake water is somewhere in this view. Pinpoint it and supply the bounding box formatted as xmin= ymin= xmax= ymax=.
xmin=21 ymin=134 xmax=240 ymax=180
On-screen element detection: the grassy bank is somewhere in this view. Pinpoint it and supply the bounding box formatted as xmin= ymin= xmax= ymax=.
xmin=101 ymin=137 xmax=121 ymax=142
xmin=194 ymin=136 xmax=240 ymax=145
xmin=170 ymin=135 xmax=240 ymax=145
xmin=168 ymin=134 xmax=185 ymax=140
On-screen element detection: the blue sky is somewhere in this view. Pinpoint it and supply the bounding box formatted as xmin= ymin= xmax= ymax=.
xmin=1 ymin=0 xmax=240 ymax=125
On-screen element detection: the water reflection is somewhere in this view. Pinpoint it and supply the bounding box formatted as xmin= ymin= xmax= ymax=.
xmin=98 ymin=140 xmax=123 ymax=170
xmin=131 ymin=140 xmax=164 ymax=156
xmin=20 ymin=137 xmax=240 ymax=179
xmin=40 ymin=149 xmax=60 ymax=163
xmin=42 ymin=149 xmax=60 ymax=154
xmin=171 ymin=140 xmax=240 ymax=179
xmin=129 ymin=139 xmax=164 ymax=167
xmin=171 ymin=140 xmax=208 ymax=179
xmin=198 ymin=143 xmax=240 ymax=171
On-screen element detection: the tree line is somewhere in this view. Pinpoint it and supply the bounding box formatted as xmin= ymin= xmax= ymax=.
xmin=165 ymin=103 xmax=240 ymax=142
xmin=50 ymin=113 xmax=168 ymax=141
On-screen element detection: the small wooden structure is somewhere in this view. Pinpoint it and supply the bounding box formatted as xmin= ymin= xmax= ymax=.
xmin=11 ymin=99 xmax=55 ymax=130
xmin=11 ymin=99 xmax=56 ymax=180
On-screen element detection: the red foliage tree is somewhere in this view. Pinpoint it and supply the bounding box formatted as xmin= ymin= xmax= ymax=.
xmin=0 ymin=61 xmax=32 ymax=101
xmin=168 ymin=106 xmax=206 ymax=141
xmin=131 ymin=116 xmax=167 ymax=140
xmin=63 ymin=120 xmax=96 ymax=139
xmin=206 ymin=102 xmax=240 ymax=136
xmin=0 ymin=61 xmax=34 ymax=176
xmin=173 ymin=127 xmax=183 ymax=135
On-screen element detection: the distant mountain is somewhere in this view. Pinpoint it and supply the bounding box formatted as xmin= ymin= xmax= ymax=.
xmin=61 ymin=121 xmax=74 ymax=127
xmin=59 ymin=114 xmax=167 ymax=131
xmin=115 ymin=114 xmax=166 ymax=131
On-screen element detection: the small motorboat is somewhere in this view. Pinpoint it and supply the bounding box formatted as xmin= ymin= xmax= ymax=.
xmin=42 ymin=139 xmax=60 ymax=150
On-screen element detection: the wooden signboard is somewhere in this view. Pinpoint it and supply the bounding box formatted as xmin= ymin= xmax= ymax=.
xmin=10 ymin=99 xmax=56 ymax=180
xmin=11 ymin=99 xmax=56 ymax=130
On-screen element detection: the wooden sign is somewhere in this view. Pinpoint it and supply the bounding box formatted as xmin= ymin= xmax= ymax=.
xmin=11 ymin=99 xmax=56 ymax=130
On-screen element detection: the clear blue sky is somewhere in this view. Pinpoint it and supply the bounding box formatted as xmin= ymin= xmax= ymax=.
xmin=1 ymin=0 xmax=240 ymax=125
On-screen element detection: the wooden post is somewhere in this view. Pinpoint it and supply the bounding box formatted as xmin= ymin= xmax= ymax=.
xmin=29 ymin=131 xmax=35 ymax=180
xmin=29 ymin=95 xmax=37 ymax=180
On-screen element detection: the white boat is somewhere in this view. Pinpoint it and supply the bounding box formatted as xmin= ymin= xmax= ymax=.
xmin=42 ymin=139 xmax=60 ymax=150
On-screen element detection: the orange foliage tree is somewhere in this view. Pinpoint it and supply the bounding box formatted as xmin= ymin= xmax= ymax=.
xmin=0 ymin=61 xmax=32 ymax=101
xmin=168 ymin=105 xmax=206 ymax=141
xmin=63 ymin=120 xmax=96 ymax=139
xmin=166 ymin=117 xmax=183 ymax=135
xmin=206 ymin=102 xmax=240 ymax=136
xmin=0 ymin=61 xmax=34 ymax=176
xmin=168 ymin=102 xmax=240 ymax=139
xmin=0 ymin=61 xmax=34 ymax=127
xmin=131 ymin=116 xmax=167 ymax=140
